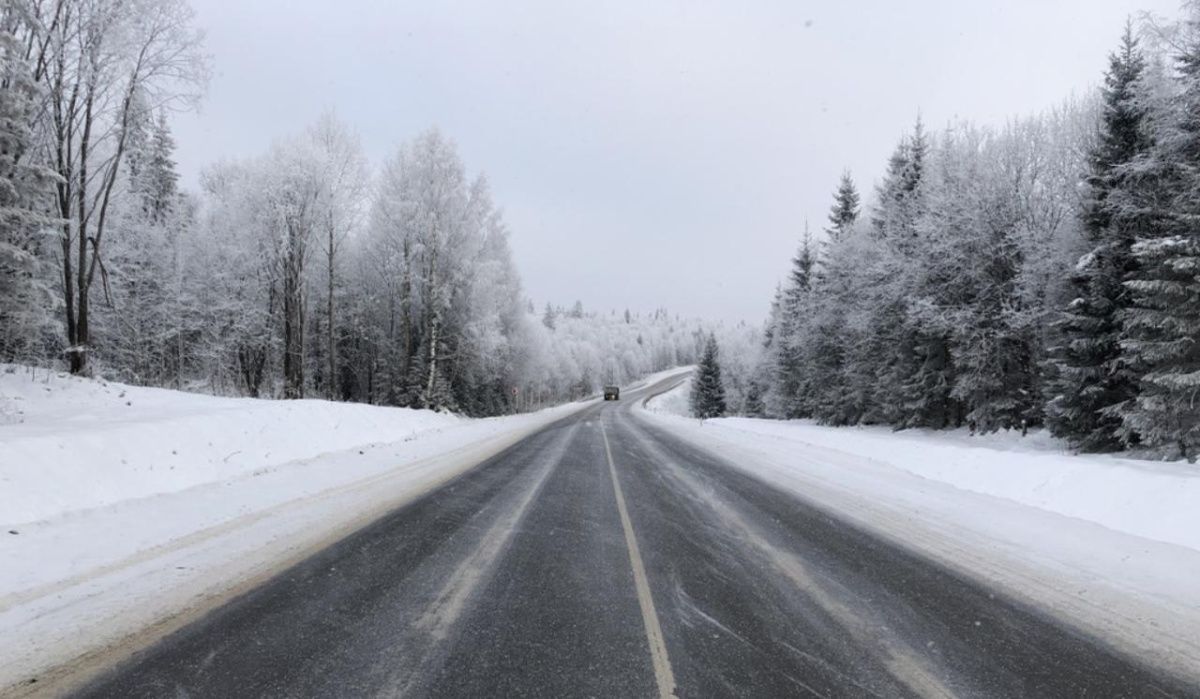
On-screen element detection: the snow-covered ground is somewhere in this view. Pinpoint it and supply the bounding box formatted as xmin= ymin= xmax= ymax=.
xmin=642 ymin=378 xmax=1200 ymax=680
xmin=0 ymin=365 xmax=468 ymax=523
xmin=0 ymin=367 xmax=589 ymax=693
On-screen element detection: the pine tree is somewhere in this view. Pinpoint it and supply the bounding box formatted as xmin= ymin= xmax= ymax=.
xmin=101 ymin=106 xmax=188 ymax=385
xmin=802 ymin=175 xmax=862 ymax=425
xmin=949 ymin=167 xmax=1037 ymax=433
xmin=824 ymin=171 xmax=860 ymax=243
xmin=1047 ymin=23 xmax=1147 ymax=451
xmin=542 ymin=303 xmax=556 ymax=329
xmin=742 ymin=380 xmax=765 ymax=417
xmin=1118 ymin=15 xmax=1200 ymax=458
xmin=773 ymin=226 xmax=815 ymax=418
xmin=144 ymin=110 xmax=180 ymax=223
xmin=873 ymin=118 xmax=928 ymax=245
xmin=871 ymin=121 xmax=930 ymax=425
xmin=0 ymin=27 xmax=56 ymax=361
xmin=690 ymin=333 xmax=727 ymax=418
xmin=1123 ymin=235 xmax=1200 ymax=458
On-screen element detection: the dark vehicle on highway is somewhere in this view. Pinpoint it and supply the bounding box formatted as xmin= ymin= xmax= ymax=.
xmin=603 ymin=385 xmax=620 ymax=401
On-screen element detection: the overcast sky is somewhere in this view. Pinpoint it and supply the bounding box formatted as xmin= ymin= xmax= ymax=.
xmin=172 ymin=0 xmax=1182 ymax=323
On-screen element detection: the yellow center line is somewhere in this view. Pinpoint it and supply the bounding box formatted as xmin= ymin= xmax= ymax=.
xmin=601 ymin=421 xmax=677 ymax=698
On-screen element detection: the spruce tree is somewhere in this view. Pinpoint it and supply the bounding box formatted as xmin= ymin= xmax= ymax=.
xmin=773 ymin=226 xmax=815 ymax=418
xmin=804 ymin=174 xmax=861 ymax=425
xmin=690 ymin=333 xmax=727 ymax=419
xmin=0 ymin=28 xmax=56 ymax=361
xmin=1123 ymin=236 xmax=1200 ymax=459
xmin=824 ymin=171 xmax=860 ymax=243
xmin=145 ymin=110 xmax=180 ymax=223
xmin=1120 ymin=17 xmax=1200 ymax=459
xmin=1047 ymin=23 xmax=1147 ymax=451
xmin=871 ymin=121 xmax=929 ymax=426
xmin=742 ymin=381 xmax=766 ymax=417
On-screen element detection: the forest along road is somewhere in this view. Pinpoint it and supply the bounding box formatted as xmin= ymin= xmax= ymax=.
xmin=73 ymin=375 xmax=1198 ymax=698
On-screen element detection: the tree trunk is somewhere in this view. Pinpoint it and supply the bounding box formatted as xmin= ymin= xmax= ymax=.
xmin=70 ymin=88 xmax=95 ymax=374
xmin=401 ymin=236 xmax=413 ymax=400
xmin=326 ymin=224 xmax=336 ymax=400
xmin=282 ymin=218 xmax=306 ymax=399
xmin=423 ymin=247 xmax=440 ymax=408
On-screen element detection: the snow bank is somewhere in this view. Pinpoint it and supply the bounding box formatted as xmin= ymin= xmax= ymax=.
xmin=644 ymin=374 xmax=691 ymax=415
xmin=0 ymin=366 xmax=463 ymax=525
xmin=645 ymin=380 xmax=1200 ymax=553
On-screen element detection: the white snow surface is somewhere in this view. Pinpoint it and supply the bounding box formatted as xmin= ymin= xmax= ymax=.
xmin=641 ymin=379 xmax=1200 ymax=679
xmin=646 ymin=377 xmax=1200 ymax=552
xmin=0 ymin=365 xmax=468 ymax=525
xmin=0 ymin=366 xmax=589 ymax=693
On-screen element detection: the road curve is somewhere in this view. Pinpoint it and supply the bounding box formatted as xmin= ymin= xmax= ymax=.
xmin=73 ymin=376 xmax=1198 ymax=698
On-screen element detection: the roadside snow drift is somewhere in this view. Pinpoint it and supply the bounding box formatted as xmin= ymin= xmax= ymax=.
xmin=646 ymin=377 xmax=1200 ymax=553
xmin=0 ymin=365 xmax=461 ymax=525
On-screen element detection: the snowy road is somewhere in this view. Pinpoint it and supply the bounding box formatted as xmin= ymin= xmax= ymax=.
xmin=70 ymin=376 xmax=1197 ymax=697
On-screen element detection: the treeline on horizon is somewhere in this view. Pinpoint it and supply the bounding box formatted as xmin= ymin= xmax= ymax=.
xmin=746 ymin=6 xmax=1200 ymax=460
xmin=0 ymin=0 xmax=711 ymax=416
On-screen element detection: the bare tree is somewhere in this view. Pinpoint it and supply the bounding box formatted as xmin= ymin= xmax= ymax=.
xmin=31 ymin=0 xmax=206 ymax=373
xmin=308 ymin=113 xmax=368 ymax=400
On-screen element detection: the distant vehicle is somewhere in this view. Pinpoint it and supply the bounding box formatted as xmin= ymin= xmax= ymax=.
xmin=603 ymin=385 xmax=620 ymax=401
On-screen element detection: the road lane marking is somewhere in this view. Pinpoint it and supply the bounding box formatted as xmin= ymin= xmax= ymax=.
xmin=601 ymin=421 xmax=677 ymax=699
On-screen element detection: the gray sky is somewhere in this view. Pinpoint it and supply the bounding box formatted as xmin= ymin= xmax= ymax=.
xmin=172 ymin=0 xmax=1181 ymax=323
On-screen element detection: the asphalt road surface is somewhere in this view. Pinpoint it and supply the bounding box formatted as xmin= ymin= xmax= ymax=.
xmin=75 ymin=376 xmax=1198 ymax=698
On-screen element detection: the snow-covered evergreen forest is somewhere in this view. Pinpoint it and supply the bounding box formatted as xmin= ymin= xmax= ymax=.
xmin=0 ymin=0 xmax=704 ymax=415
xmin=748 ymin=8 xmax=1200 ymax=459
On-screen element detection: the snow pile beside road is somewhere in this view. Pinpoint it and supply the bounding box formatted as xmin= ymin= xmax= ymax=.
xmin=644 ymin=380 xmax=1200 ymax=553
xmin=0 ymin=365 xmax=461 ymax=525
xmin=643 ymin=375 xmax=691 ymax=414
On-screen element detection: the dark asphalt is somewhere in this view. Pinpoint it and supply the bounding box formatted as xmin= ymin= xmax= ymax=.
xmin=74 ymin=376 xmax=1199 ymax=698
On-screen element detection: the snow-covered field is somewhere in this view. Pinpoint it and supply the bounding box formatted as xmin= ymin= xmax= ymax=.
xmin=643 ymin=378 xmax=1200 ymax=680
xmin=0 ymin=367 xmax=588 ymax=693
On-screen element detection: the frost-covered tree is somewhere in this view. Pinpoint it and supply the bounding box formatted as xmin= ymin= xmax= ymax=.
xmin=28 ymin=0 xmax=207 ymax=374
xmin=92 ymin=104 xmax=196 ymax=386
xmin=690 ymin=333 xmax=727 ymax=419
xmin=742 ymin=381 xmax=765 ymax=417
xmin=1047 ymin=24 xmax=1148 ymax=451
xmin=0 ymin=21 xmax=56 ymax=361
xmin=352 ymin=129 xmax=528 ymax=413
xmin=1120 ymin=9 xmax=1200 ymax=459
xmin=752 ymin=97 xmax=1095 ymax=436
xmin=824 ymin=171 xmax=860 ymax=243
xmin=769 ymin=225 xmax=815 ymax=418
xmin=308 ymin=113 xmax=368 ymax=400
xmin=870 ymin=121 xmax=931 ymax=426
xmin=1123 ymin=236 xmax=1200 ymax=459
